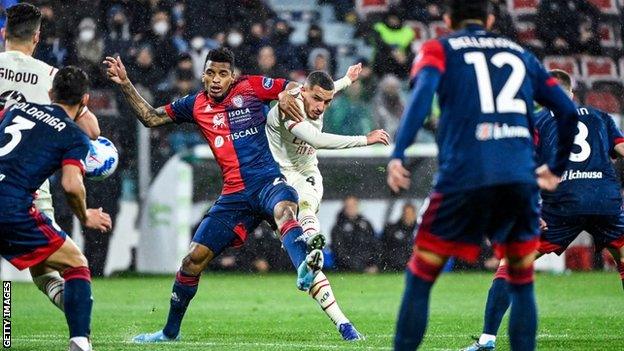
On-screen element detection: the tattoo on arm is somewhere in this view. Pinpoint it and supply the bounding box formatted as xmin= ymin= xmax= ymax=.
xmin=119 ymin=81 xmax=172 ymax=127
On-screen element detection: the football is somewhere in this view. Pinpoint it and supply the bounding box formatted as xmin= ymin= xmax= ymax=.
xmin=85 ymin=136 xmax=119 ymax=181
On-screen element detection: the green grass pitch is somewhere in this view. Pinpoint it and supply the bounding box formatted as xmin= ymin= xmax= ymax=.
xmin=10 ymin=272 xmax=623 ymax=350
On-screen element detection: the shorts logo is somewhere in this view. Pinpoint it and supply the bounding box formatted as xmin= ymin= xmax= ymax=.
xmin=262 ymin=77 xmax=274 ymax=90
xmin=214 ymin=135 xmax=224 ymax=148
xmin=213 ymin=113 xmax=226 ymax=129
xmin=232 ymin=95 xmax=244 ymax=108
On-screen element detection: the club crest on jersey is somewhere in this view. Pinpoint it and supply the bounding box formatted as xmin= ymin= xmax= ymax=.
xmin=262 ymin=77 xmax=274 ymax=89
xmin=213 ymin=113 xmax=226 ymax=129
xmin=232 ymin=95 xmax=244 ymax=108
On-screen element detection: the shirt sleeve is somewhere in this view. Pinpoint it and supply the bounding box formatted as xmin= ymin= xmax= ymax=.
xmin=529 ymin=55 xmax=578 ymax=176
xmin=288 ymin=121 xmax=367 ymax=149
xmin=164 ymin=93 xmax=197 ymax=124
xmin=62 ymin=134 xmax=90 ymax=175
xmin=333 ymin=76 xmax=352 ymax=93
xmin=604 ymin=111 xmax=624 ymax=152
xmin=409 ymin=39 xmax=446 ymax=80
xmin=246 ymin=75 xmax=288 ymax=102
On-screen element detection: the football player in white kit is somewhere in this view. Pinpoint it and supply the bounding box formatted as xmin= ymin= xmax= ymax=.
xmin=0 ymin=3 xmax=100 ymax=313
xmin=266 ymin=65 xmax=389 ymax=341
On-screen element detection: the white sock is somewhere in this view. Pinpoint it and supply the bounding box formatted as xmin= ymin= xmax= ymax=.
xmin=478 ymin=334 xmax=496 ymax=345
xmin=298 ymin=209 xmax=321 ymax=239
xmin=32 ymin=271 xmax=64 ymax=311
xmin=69 ymin=336 xmax=91 ymax=350
xmin=309 ymin=271 xmax=349 ymax=327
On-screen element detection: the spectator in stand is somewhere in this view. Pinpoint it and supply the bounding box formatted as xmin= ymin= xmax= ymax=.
xmin=238 ymin=223 xmax=292 ymax=273
xmin=254 ymin=46 xmax=289 ymax=78
xmin=299 ymin=24 xmax=336 ymax=75
xmin=224 ymin=28 xmax=251 ymax=71
xmin=139 ymin=10 xmax=178 ymax=79
xmin=33 ymin=2 xmax=65 ymax=66
xmin=331 ymin=195 xmax=379 ymax=273
xmin=71 ymin=18 xmax=105 ymax=85
xmin=400 ymin=0 xmax=443 ymax=22
xmin=324 ymin=80 xmax=374 ymax=135
xmin=371 ymin=9 xmax=414 ymax=79
xmin=380 ymin=203 xmax=417 ymax=271
xmin=269 ymin=19 xmax=300 ymax=71
xmin=188 ymin=36 xmax=209 ymax=80
xmin=104 ymin=5 xmax=133 ymax=60
xmin=491 ymin=0 xmax=518 ymax=41
xmin=308 ymin=48 xmax=332 ymax=75
xmin=536 ymin=0 xmax=602 ymax=55
xmin=373 ymin=74 xmax=405 ymax=138
xmin=127 ymin=45 xmax=161 ymax=98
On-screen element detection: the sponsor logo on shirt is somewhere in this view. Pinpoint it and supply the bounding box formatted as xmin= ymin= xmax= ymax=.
xmin=475 ymin=122 xmax=530 ymax=141
xmin=262 ymin=77 xmax=274 ymax=89
xmin=213 ymin=127 xmax=259 ymax=148
xmin=560 ymin=170 xmax=603 ymax=182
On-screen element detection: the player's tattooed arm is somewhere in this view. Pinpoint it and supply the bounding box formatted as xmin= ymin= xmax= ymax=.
xmin=103 ymin=56 xmax=172 ymax=127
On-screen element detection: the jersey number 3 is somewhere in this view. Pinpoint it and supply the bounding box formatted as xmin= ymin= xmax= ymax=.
xmin=465 ymin=52 xmax=527 ymax=114
xmin=0 ymin=116 xmax=36 ymax=157
xmin=570 ymin=121 xmax=590 ymax=162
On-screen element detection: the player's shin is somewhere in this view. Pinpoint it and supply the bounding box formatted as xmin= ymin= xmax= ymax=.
xmin=280 ymin=219 xmax=307 ymax=267
xmin=507 ymin=263 xmax=537 ymax=351
xmin=62 ymin=267 xmax=93 ymax=348
xmin=162 ymin=270 xmax=200 ymax=338
xmin=32 ymin=271 xmax=65 ymax=311
xmin=309 ymin=271 xmax=349 ymax=326
xmin=480 ymin=264 xmax=511 ymax=344
xmin=394 ymin=252 xmax=444 ymax=351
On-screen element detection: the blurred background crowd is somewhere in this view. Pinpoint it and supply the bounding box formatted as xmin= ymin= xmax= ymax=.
xmin=1 ymin=0 xmax=623 ymax=275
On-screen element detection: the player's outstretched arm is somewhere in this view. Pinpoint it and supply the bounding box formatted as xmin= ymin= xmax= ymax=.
xmin=103 ymin=56 xmax=172 ymax=128
xmin=288 ymin=119 xmax=388 ymax=149
xmin=61 ymin=164 xmax=112 ymax=232
xmin=333 ymin=63 xmax=362 ymax=93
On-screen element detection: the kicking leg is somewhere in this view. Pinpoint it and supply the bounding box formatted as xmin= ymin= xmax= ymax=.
xmin=394 ymin=247 xmax=447 ymax=351
xmin=607 ymin=247 xmax=624 ymax=290
xmin=30 ymin=263 xmax=65 ymax=311
xmin=43 ymin=237 xmax=93 ymax=351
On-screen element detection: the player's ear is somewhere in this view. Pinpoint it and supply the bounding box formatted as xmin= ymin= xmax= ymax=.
xmin=33 ymin=29 xmax=40 ymax=46
xmin=443 ymin=14 xmax=452 ymax=30
xmin=486 ymin=14 xmax=496 ymax=30
xmin=48 ymin=89 xmax=55 ymax=102
xmin=81 ymin=94 xmax=90 ymax=107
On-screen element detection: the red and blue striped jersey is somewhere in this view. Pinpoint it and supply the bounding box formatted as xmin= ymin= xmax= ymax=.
xmin=535 ymin=106 xmax=624 ymax=215
xmin=393 ymin=24 xmax=577 ymax=193
xmin=165 ymin=75 xmax=287 ymax=194
xmin=0 ymin=102 xmax=89 ymax=214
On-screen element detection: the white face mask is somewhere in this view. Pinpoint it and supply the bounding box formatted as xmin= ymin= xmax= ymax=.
xmin=227 ymin=33 xmax=243 ymax=47
xmin=153 ymin=21 xmax=169 ymax=35
xmin=191 ymin=37 xmax=205 ymax=50
xmin=79 ymin=29 xmax=95 ymax=42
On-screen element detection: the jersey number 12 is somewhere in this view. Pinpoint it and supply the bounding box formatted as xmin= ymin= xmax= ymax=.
xmin=465 ymin=52 xmax=527 ymax=114
xmin=0 ymin=116 xmax=36 ymax=157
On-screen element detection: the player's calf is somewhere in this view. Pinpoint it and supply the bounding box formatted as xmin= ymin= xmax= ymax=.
xmin=606 ymin=247 xmax=624 ymax=290
xmin=505 ymin=255 xmax=537 ymax=351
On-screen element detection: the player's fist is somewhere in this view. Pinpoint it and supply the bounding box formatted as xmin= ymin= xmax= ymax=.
xmin=103 ymin=56 xmax=129 ymax=85
xmin=345 ymin=63 xmax=363 ymax=82
xmin=366 ymin=129 xmax=390 ymax=146
xmin=85 ymin=207 xmax=113 ymax=233
xmin=387 ymin=159 xmax=411 ymax=193
xmin=536 ymin=164 xmax=560 ymax=192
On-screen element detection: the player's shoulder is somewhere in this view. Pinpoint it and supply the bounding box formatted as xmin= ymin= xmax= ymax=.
xmin=0 ymin=51 xmax=56 ymax=75
xmin=236 ymin=75 xmax=280 ymax=91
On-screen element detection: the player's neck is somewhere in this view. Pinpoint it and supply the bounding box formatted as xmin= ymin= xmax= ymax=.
xmin=52 ymin=103 xmax=81 ymax=121
xmin=5 ymin=40 xmax=36 ymax=56
xmin=457 ymin=20 xmax=485 ymax=30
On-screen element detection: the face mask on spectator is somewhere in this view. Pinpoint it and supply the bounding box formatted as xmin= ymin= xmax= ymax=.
xmin=227 ymin=32 xmax=243 ymax=47
xmin=79 ymin=29 xmax=95 ymax=42
xmin=153 ymin=21 xmax=169 ymax=35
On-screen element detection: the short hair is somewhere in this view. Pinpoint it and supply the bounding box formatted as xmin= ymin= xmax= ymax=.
xmin=548 ymin=69 xmax=573 ymax=92
xmin=51 ymin=66 xmax=90 ymax=105
xmin=5 ymin=3 xmax=42 ymax=42
xmin=305 ymin=71 xmax=334 ymax=91
xmin=446 ymin=0 xmax=491 ymax=27
xmin=204 ymin=47 xmax=235 ymax=69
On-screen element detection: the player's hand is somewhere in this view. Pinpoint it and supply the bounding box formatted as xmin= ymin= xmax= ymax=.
xmin=366 ymin=129 xmax=390 ymax=145
xmin=103 ymin=56 xmax=129 ymax=85
xmin=278 ymin=91 xmax=305 ymax=122
xmin=387 ymin=159 xmax=411 ymax=193
xmin=539 ymin=218 xmax=548 ymax=231
xmin=345 ymin=63 xmax=362 ymax=82
xmin=85 ymin=208 xmax=113 ymax=233
xmin=536 ymin=164 xmax=560 ymax=192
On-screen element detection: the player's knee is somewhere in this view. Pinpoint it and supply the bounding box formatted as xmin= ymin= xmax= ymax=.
xmin=274 ymin=201 xmax=297 ymax=227
xmin=63 ymin=252 xmax=88 ymax=270
xmin=181 ymin=243 xmax=214 ymax=275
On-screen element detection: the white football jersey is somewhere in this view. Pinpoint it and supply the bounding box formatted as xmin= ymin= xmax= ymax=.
xmin=0 ymin=50 xmax=57 ymax=110
xmin=266 ymin=77 xmax=367 ymax=174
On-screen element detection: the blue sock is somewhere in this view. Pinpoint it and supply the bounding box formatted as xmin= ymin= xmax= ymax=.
xmin=394 ymin=270 xmax=435 ymax=351
xmin=163 ymin=271 xmax=199 ymax=338
xmin=483 ymin=278 xmax=510 ymax=336
xmin=280 ymin=220 xmax=307 ymax=268
xmin=62 ymin=267 xmax=93 ymax=338
xmin=508 ymin=282 xmax=537 ymax=350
